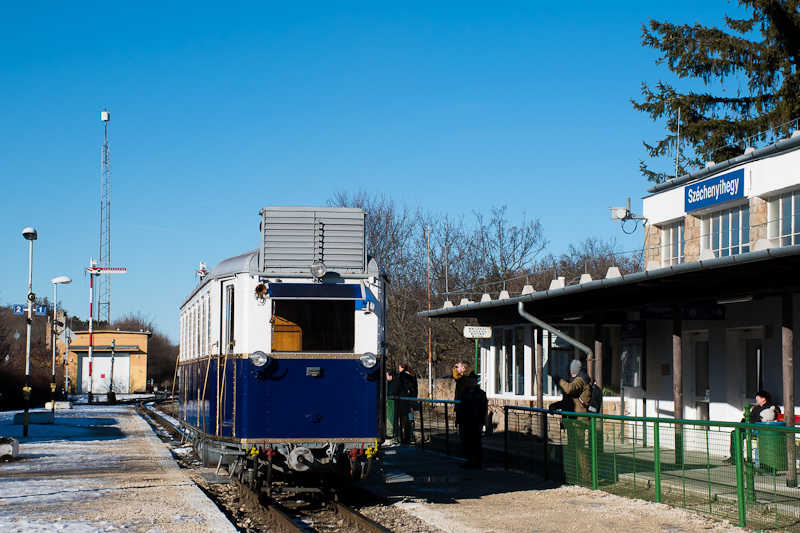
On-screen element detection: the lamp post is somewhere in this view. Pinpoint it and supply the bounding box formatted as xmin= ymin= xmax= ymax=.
xmin=51 ymin=276 xmax=72 ymax=413
xmin=22 ymin=227 xmax=37 ymax=437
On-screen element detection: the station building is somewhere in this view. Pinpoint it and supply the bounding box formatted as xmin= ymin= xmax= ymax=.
xmin=65 ymin=330 xmax=150 ymax=394
xmin=420 ymin=133 xmax=800 ymax=434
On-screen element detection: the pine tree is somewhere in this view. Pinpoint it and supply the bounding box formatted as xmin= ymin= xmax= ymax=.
xmin=633 ymin=1 xmax=800 ymax=183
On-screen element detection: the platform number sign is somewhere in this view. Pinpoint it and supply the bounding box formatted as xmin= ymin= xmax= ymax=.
xmin=13 ymin=305 xmax=24 ymax=315
xmin=35 ymin=305 xmax=47 ymax=316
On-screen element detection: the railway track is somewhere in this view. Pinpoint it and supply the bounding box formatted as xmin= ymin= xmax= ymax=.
xmin=234 ymin=475 xmax=393 ymax=533
xmin=138 ymin=401 xmax=396 ymax=532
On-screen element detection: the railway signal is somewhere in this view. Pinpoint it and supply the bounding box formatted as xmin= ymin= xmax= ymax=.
xmin=86 ymin=260 xmax=126 ymax=403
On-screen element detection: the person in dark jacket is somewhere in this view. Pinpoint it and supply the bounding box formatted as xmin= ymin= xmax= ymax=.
xmin=452 ymin=360 xmax=470 ymax=457
xmin=457 ymin=372 xmax=487 ymax=469
xmin=386 ymin=370 xmax=397 ymax=440
xmin=396 ymin=363 xmax=418 ymax=444
xmin=453 ymin=360 xmax=470 ymax=403
xmin=726 ymin=390 xmax=781 ymax=462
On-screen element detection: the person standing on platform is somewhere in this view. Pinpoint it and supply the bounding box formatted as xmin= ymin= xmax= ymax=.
xmin=397 ymin=363 xmax=418 ymax=444
xmin=457 ymin=372 xmax=487 ymax=469
xmin=453 ymin=359 xmax=470 ymax=457
xmin=453 ymin=360 xmax=470 ymax=404
xmin=549 ymin=359 xmax=592 ymax=484
xmin=386 ymin=370 xmax=397 ymax=441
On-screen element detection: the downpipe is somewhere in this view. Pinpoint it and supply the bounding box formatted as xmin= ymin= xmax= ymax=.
xmin=517 ymin=302 xmax=594 ymax=363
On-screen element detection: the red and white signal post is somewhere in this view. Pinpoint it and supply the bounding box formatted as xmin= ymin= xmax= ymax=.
xmin=86 ymin=260 xmax=126 ymax=403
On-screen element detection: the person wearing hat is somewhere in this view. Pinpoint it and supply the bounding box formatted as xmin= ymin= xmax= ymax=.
xmin=549 ymin=359 xmax=592 ymax=413
xmin=549 ymin=359 xmax=592 ymax=484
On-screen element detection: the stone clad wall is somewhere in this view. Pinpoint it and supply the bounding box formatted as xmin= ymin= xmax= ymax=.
xmin=644 ymin=224 xmax=661 ymax=264
xmin=684 ymin=214 xmax=701 ymax=262
xmin=750 ymin=196 xmax=768 ymax=243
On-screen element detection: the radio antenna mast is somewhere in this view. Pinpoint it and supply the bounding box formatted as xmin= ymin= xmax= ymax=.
xmin=99 ymin=109 xmax=112 ymax=323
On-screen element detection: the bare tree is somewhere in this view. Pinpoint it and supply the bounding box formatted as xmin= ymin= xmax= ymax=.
xmin=551 ymin=237 xmax=644 ymax=285
xmin=469 ymin=206 xmax=548 ymax=293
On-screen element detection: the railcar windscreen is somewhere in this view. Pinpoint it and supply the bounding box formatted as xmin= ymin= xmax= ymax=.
xmin=272 ymin=300 xmax=355 ymax=351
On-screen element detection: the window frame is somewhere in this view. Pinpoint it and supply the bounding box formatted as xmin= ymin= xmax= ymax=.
xmin=491 ymin=325 xmax=527 ymax=397
xmin=768 ymin=189 xmax=800 ymax=246
xmin=661 ymin=220 xmax=685 ymax=266
xmin=701 ymin=203 xmax=750 ymax=257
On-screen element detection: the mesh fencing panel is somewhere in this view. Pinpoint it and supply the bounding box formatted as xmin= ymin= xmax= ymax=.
xmin=393 ymin=397 xmax=800 ymax=532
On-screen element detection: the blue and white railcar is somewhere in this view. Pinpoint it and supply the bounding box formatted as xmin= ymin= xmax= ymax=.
xmin=178 ymin=206 xmax=388 ymax=493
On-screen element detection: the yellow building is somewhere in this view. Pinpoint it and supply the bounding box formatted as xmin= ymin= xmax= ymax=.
xmin=65 ymin=330 xmax=150 ymax=394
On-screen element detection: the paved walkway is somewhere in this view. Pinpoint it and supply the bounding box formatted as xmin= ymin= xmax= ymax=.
xmin=0 ymin=404 xmax=236 ymax=533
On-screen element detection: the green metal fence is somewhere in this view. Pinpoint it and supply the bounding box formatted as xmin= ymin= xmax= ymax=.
xmin=390 ymin=396 xmax=461 ymax=456
xmin=505 ymin=405 xmax=800 ymax=532
xmin=390 ymin=397 xmax=800 ymax=532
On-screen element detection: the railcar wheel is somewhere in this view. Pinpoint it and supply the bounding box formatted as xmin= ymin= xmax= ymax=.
xmin=192 ymin=438 xmax=205 ymax=464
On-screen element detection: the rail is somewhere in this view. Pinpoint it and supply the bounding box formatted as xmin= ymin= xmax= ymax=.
xmin=392 ymin=397 xmax=800 ymax=532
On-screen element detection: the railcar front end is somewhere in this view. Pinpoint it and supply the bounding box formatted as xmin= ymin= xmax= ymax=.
xmin=177 ymin=207 xmax=388 ymax=494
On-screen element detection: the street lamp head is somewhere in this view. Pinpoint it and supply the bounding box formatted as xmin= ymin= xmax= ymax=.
xmin=22 ymin=227 xmax=37 ymax=241
xmin=52 ymin=276 xmax=72 ymax=285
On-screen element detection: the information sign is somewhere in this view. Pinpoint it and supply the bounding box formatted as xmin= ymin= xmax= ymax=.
xmin=463 ymin=326 xmax=492 ymax=339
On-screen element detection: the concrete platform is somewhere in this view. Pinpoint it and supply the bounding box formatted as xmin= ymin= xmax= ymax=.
xmin=0 ymin=404 xmax=237 ymax=532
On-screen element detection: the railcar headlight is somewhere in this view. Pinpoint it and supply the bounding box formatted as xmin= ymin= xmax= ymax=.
xmin=250 ymin=351 xmax=271 ymax=367
xmin=310 ymin=261 xmax=327 ymax=279
xmin=360 ymin=352 xmax=377 ymax=369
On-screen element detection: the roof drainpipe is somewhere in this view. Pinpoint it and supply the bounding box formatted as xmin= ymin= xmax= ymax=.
xmin=517 ymin=302 xmax=594 ymax=367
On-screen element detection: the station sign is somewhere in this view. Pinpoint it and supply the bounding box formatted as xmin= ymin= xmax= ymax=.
xmin=463 ymin=326 xmax=492 ymax=339
xmin=685 ymin=168 xmax=744 ymax=211
xmin=35 ymin=305 xmax=47 ymax=316
xmin=13 ymin=305 xmax=24 ymax=315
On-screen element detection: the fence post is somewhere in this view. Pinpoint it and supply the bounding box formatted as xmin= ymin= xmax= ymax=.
xmin=653 ymin=420 xmax=661 ymax=503
xmin=743 ymin=412 xmax=755 ymax=504
xmin=591 ymin=414 xmax=598 ymax=490
xmin=444 ymin=403 xmax=451 ymax=457
xmin=419 ymin=401 xmax=425 ymax=451
xmin=734 ymin=427 xmax=747 ymax=528
xmin=394 ymin=396 xmax=400 ymax=441
xmin=504 ymin=406 xmax=509 ymax=470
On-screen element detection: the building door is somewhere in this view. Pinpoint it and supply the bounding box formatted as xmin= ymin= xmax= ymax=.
xmin=692 ymin=335 xmax=710 ymax=421
xmin=743 ymin=335 xmax=763 ymax=403
xmin=79 ymin=354 xmax=131 ymax=393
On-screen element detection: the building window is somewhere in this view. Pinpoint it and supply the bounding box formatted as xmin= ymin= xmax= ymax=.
xmin=661 ymin=221 xmax=685 ymax=265
xmin=701 ymin=205 xmax=750 ymax=257
xmin=493 ymin=326 xmax=526 ymax=396
xmin=547 ymin=328 xmax=575 ymax=395
xmin=768 ymin=190 xmax=800 ymax=246
xmin=493 ymin=331 xmax=502 ymax=394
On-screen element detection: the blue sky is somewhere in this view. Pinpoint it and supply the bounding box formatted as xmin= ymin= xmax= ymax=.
xmin=0 ymin=2 xmax=749 ymax=341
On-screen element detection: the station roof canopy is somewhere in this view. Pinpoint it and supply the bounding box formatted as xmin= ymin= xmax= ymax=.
xmin=418 ymin=244 xmax=800 ymax=326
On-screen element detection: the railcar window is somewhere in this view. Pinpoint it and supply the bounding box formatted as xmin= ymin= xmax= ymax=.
xmin=273 ymin=300 xmax=355 ymax=351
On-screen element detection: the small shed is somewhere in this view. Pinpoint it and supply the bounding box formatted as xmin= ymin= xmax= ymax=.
xmin=66 ymin=330 xmax=150 ymax=394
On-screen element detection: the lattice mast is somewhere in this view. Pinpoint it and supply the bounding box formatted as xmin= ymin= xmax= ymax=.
xmin=99 ymin=110 xmax=111 ymax=323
